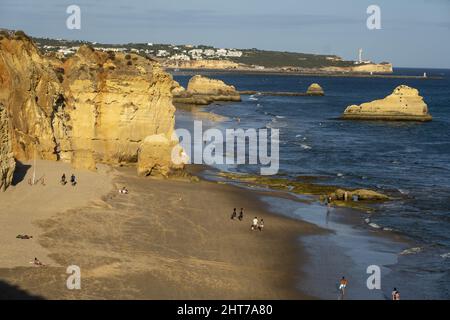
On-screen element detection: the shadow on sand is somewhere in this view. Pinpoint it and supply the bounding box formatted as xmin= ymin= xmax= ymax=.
xmin=11 ymin=160 xmax=31 ymax=186
xmin=0 ymin=280 xmax=44 ymax=300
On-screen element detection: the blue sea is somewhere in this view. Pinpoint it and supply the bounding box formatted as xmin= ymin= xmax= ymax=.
xmin=174 ymin=68 xmax=450 ymax=299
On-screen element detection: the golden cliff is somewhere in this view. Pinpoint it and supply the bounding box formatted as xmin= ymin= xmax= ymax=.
xmin=0 ymin=103 xmax=15 ymax=190
xmin=342 ymin=85 xmax=432 ymax=121
xmin=0 ymin=30 xmax=183 ymax=180
xmin=0 ymin=31 xmax=66 ymax=161
xmin=62 ymin=45 xmax=177 ymax=168
xmin=323 ymin=63 xmax=393 ymax=74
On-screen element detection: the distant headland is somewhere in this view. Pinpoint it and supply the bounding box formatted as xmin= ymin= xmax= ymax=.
xmin=28 ymin=33 xmax=392 ymax=75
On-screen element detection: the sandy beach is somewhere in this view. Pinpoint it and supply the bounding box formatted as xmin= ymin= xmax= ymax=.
xmin=0 ymin=161 xmax=320 ymax=299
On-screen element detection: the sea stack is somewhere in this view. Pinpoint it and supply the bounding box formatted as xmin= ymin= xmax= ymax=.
xmin=306 ymin=83 xmax=324 ymax=96
xmin=172 ymin=75 xmax=241 ymax=105
xmin=342 ymin=85 xmax=432 ymax=121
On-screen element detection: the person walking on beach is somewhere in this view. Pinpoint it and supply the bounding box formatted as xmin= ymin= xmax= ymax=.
xmin=231 ymin=208 xmax=237 ymax=220
xmin=251 ymin=217 xmax=258 ymax=231
xmin=238 ymin=208 xmax=244 ymax=221
xmin=70 ymin=174 xmax=77 ymax=186
xmin=61 ymin=173 xmax=67 ymax=185
xmin=339 ymin=276 xmax=348 ymax=299
xmin=258 ymin=219 xmax=264 ymax=231
xmin=392 ymin=288 xmax=400 ymax=300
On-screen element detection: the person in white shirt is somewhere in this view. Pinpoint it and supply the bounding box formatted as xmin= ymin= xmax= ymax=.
xmin=252 ymin=217 xmax=258 ymax=231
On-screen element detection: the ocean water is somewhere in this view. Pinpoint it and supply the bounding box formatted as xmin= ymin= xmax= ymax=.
xmin=174 ymin=68 xmax=450 ymax=299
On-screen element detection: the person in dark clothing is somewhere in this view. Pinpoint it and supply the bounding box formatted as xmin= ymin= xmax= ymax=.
xmin=231 ymin=208 xmax=237 ymax=220
xmin=70 ymin=174 xmax=77 ymax=186
xmin=61 ymin=173 xmax=67 ymax=185
xmin=238 ymin=208 xmax=244 ymax=221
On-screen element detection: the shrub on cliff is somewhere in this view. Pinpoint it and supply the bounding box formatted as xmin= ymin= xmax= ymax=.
xmin=14 ymin=30 xmax=31 ymax=41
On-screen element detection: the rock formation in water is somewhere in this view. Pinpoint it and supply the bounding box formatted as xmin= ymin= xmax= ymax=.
xmin=306 ymin=83 xmax=324 ymax=96
xmin=172 ymin=75 xmax=241 ymax=105
xmin=342 ymin=85 xmax=432 ymax=121
xmin=0 ymin=30 xmax=182 ymax=177
xmin=0 ymin=103 xmax=15 ymax=190
xmin=329 ymin=188 xmax=389 ymax=201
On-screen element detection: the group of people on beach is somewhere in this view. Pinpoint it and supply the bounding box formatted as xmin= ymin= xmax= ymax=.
xmin=252 ymin=217 xmax=264 ymax=231
xmin=118 ymin=186 xmax=129 ymax=194
xmin=230 ymin=208 xmax=244 ymax=221
xmin=60 ymin=173 xmax=77 ymax=186
xmin=230 ymin=208 xmax=264 ymax=231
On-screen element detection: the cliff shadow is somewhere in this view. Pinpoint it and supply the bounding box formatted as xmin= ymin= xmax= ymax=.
xmin=0 ymin=279 xmax=44 ymax=300
xmin=11 ymin=160 xmax=31 ymax=186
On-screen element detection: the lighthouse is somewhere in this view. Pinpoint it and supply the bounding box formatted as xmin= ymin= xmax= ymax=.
xmin=358 ymin=48 xmax=363 ymax=64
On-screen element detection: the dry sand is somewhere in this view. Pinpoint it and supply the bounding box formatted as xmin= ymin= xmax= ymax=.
xmin=0 ymin=162 xmax=320 ymax=299
xmin=0 ymin=160 xmax=113 ymax=269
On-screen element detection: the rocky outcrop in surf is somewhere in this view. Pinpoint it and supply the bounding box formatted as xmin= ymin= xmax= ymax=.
xmin=328 ymin=188 xmax=389 ymax=201
xmin=0 ymin=30 xmax=182 ymax=177
xmin=306 ymin=83 xmax=324 ymax=96
xmin=0 ymin=103 xmax=15 ymax=191
xmin=172 ymin=75 xmax=241 ymax=105
xmin=342 ymin=85 xmax=432 ymax=121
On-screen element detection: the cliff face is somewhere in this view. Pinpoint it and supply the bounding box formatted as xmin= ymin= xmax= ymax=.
xmin=0 ymin=32 xmax=67 ymax=161
xmin=323 ymin=63 xmax=393 ymax=74
xmin=342 ymin=85 xmax=432 ymax=121
xmin=0 ymin=31 xmax=181 ymax=176
xmin=0 ymin=103 xmax=15 ymax=190
xmin=62 ymin=46 xmax=176 ymax=167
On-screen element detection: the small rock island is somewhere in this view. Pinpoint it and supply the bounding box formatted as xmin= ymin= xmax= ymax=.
xmin=172 ymin=75 xmax=241 ymax=105
xmin=342 ymin=85 xmax=432 ymax=122
xmin=306 ymin=83 xmax=325 ymax=96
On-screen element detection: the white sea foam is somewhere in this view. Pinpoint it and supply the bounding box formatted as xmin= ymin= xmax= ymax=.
xmin=440 ymin=253 xmax=450 ymax=259
xmin=369 ymin=223 xmax=381 ymax=229
xmin=400 ymin=247 xmax=423 ymax=255
xmin=300 ymin=144 xmax=312 ymax=150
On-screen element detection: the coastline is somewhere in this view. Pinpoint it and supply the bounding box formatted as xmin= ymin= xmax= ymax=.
xmin=167 ymin=68 xmax=444 ymax=80
xmin=173 ymin=99 xmax=422 ymax=300
xmin=0 ymin=162 xmax=321 ymax=299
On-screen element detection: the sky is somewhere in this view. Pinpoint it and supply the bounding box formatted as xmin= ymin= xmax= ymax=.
xmin=0 ymin=0 xmax=449 ymax=68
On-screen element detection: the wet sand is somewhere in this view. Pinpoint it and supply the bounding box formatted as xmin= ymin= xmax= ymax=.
xmin=0 ymin=163 xmax=320 ymax=299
